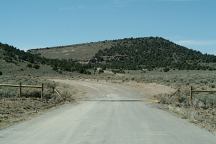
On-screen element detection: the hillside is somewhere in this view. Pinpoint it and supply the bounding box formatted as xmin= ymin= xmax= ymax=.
xmin=90 ymin=37 xmax=216 ymax=70
xmin=0 ymin=43 xmax=58 ymax=76
xmin=0 ymin=43 xmax=91 ymax=75
xmin=30 ymin=37 xmax=216 ymax=71
xmin=29 ymin=41 xmax=117 ymax=61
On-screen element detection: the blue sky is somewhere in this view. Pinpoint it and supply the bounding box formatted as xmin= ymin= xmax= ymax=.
xmin=0 ymin=0 xmax=215 ymax=54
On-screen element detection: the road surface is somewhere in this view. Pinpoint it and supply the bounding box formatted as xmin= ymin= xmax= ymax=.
xmin=0 ymin=80 xmax=216 ymax=144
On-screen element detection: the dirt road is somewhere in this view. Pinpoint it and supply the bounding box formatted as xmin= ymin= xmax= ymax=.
xmin=0 ymin=80 xmax=216 ymax=144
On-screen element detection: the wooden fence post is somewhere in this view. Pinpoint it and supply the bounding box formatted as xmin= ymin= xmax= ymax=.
xmin=19 ymin=82 xmax=22 ymax=97
xmin=41 ymin=83 xmax=44 ymax=99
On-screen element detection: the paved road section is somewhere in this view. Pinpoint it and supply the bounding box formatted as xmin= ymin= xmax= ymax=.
xmin=0 ymin=80 xmax=216 ymax=144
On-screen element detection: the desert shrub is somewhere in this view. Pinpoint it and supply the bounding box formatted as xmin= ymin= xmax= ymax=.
xmin=85 ymin=71 xmax=91 ymax=75
xmin=45 ymin=81 xmax=57 ymax=92
xmin=61 ymin=91 xmax=73 ymax=101
xmin=178 ymin=95 xmax=188 ymax=104
xmin=210 ymin=84 xmax=216 ymax=88
xmin=102 ymin=66 xmax=106 ymax=70
xmin=22 ymin=90 xmax=41 ymax=98
xmin=163 ymin=67 xmax=170 ymax=72
xmin=52 ymin=66 xmax=58 ymax=71
xmin=79 ymin=69 xmax=85 ymax=74
xmin=27 ymin=63 xmax=32 ymax=68
xmin=3 ymin=56 xmax=13 ymax=63
xmin=33 ymin=64 xmax=40 ymax=69
xmin=98 ymin=69 xmax=104 ymax=74
xmin=79 ymin=69 xmax=91 ymax=75
xmin=112 ymin=69 xmax=125 ymax=74
xmin=0 ymin=88 xmax=17 ymax=98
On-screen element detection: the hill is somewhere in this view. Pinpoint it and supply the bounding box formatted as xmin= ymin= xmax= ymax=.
xmin=90 ymin=37 xmax=216 ymax=70
xmin=0 ymin=43 xmax=91 ymax=75
xmin=0 ymin=43 xmax=57 ymax=76
xmin=29 ymin=41 xmax=117 ymax=61
xmin=30 ymin=37 xmax=216 ymax=71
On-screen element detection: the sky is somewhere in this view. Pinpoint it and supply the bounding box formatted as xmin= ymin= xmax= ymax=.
xmin=0 ymin=0 xmax=216 ymax=54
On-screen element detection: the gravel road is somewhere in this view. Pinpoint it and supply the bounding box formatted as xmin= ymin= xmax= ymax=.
xmin=0 ymin=80 xmax=216 ymax=144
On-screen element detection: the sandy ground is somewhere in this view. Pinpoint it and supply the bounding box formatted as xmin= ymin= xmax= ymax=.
xmin=0 ymin=80 xmax=216 ymax=144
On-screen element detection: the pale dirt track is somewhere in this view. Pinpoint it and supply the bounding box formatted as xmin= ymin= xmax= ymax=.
xmin=0 ymin=80 xmax=216 ymax=144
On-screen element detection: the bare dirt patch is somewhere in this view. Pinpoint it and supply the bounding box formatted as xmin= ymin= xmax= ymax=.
xmin=120 ymin=81 xmax=175 ymax=98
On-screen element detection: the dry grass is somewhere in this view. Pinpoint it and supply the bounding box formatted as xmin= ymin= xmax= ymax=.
xmin=30 ymin=41 xmax=115 ymax=60
xmin=0 ymin=75 xmax=77 ymax=129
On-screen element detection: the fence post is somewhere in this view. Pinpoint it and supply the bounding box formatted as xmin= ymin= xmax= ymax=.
xmin=41 ymin=83 xmax=44 ymax=100
xmin=190 ymin=86 xmax=193 ymax=106
xmin=19 ymin=82 xmax=22 ymax=97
